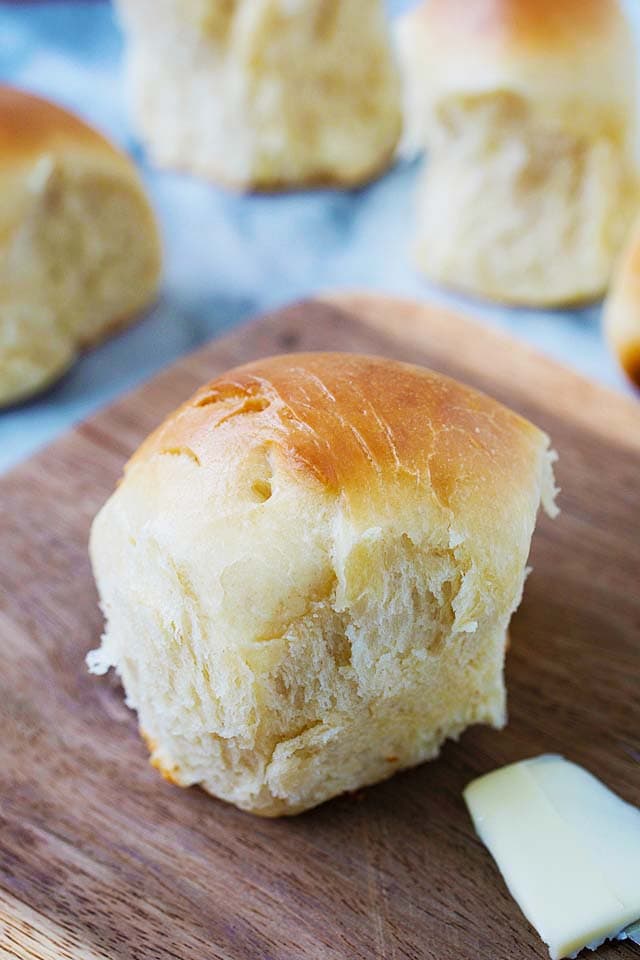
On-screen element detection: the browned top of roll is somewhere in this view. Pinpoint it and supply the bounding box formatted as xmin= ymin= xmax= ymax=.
xmin=411 ymin=0 xmax=621 ymax=54
xmin=0 ymin=86 xmax=132 ymax=172
xmin=129 ymin=352 xmax=554 ymax=532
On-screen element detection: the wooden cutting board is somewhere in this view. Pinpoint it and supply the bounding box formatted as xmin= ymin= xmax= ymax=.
xmin=1 ymin=295 xmax=639 ymax=960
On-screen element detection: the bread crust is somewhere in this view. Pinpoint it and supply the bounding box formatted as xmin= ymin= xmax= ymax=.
xmin=0 ymin=87 xmax=134 ymax=176
xmin=130 ymin=351 xmax=549 ymax=519
xmin=406 ymin=0 xmax=618 ymax=55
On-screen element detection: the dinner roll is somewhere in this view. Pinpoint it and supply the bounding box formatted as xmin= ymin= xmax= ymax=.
xmin=604 ymin=217 xmax=640 ymax=387
xmin=0 ymin=87 xmax=161 ymax=407
xmin=115 ymin=0 xmax=401 ymax=189
xmin=88 ymin=352 xmax=557 ymax=816
xmin=396 ymin=0 xmax=638 ymax=306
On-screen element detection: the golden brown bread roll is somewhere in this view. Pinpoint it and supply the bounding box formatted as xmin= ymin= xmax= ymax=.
xmin=604 ymin=217 xmax=640 ymax=387
xmin=0 ymin=87 xmax=161 ymax=406
xmin=395 ymin=0 xmax=638 ymax=306
xmin=115 ymin=0 xmax=401 ymax=190
xmin=88 ymin=351 xmax=557 ymax=816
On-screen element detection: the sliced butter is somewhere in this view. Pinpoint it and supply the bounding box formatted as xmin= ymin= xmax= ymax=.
xmin=464 ymin=755 xmax=640 ymax=959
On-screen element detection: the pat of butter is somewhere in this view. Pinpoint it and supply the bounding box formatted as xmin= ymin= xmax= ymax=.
xmin=464 ymin=755 xmax=640 ymax=959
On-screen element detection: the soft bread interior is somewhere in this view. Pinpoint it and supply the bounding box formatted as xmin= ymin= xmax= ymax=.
xmin=0 ymin=161 xmax=160 ymax=405
xmin=118 ymin=0 xmax=401 ymax=188
xmin=415 ymin=92 xmax=636 ymax=306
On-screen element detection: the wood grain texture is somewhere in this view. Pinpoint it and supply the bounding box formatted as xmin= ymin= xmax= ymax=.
xmin=1 ymin=295 xmax=639 ymax=960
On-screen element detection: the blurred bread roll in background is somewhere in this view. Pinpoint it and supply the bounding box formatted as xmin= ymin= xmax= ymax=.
xmin=88 ymin=351 xmax=557 ymax=816
xmin=604 ymin=216 xmax=640 ymax=387
xmin=115 ymin=0 xmax=401 ymax=190
xmin=0 ymin=87 xmax=161 ymax=407
xmin=396 ymin=0 xmax=639 ymax=306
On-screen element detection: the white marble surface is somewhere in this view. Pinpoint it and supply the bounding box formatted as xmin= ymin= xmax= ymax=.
xmin=0 ymin=0 xmax=636 ymax=474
